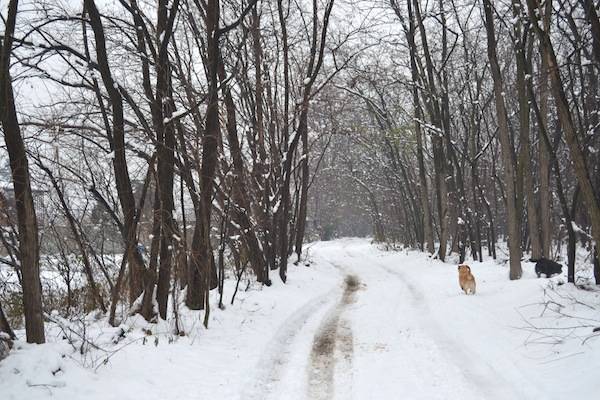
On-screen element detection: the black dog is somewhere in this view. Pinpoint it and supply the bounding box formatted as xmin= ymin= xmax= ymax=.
xmin=530 ymin=258 xmax=563 ymax=278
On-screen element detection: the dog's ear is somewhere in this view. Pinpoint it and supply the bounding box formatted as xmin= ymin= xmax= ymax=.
xmin=467 ymin=266 xmax=471 ymax=271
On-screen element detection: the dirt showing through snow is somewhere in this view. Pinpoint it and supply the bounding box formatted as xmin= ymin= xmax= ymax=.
xmin=307 ymin=275 xmax=359 ymax=399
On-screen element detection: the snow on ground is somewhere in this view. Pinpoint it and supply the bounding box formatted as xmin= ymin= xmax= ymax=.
xmin=1 ymin=238 xmax=599 ymax=399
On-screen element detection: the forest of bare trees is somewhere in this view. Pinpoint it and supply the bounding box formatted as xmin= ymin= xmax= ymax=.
xmin=312 ymin=0 xmax=600 ymax=283
xmin=1 ymin=0 xmax=600 ymax=347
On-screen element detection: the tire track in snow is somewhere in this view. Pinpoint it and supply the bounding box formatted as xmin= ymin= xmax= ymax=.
xmin=354 ymin=250 xmax=526 ymax=400
xmin=307 ymin=275 xmax=359 ymax=400
xmin=241 ymin=290 xmax=338 ymax=400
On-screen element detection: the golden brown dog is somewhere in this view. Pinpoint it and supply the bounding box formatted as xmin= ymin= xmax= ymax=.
xmin=458 ymin=264 xmax=476 ymax=295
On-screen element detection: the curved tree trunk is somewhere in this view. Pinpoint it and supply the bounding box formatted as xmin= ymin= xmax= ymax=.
xmin=85 ymin=0 xmax=147 ymax=313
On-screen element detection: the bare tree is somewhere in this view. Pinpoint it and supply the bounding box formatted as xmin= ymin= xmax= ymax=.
xmin=483 ymin=0 xmax=522 ymax=279
xmin=0 ymin=0 xmax=45 ymax=343
xmin=526 ymin=0 xmax=600 ymax=282
xmin=84 ymin=0 xmax=147 ymax=322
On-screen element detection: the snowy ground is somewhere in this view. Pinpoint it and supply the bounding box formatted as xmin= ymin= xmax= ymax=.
xmin=1 ymin=238 xmax=599 ymax=399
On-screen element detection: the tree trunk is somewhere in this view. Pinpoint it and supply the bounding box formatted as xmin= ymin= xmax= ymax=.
xmin=218 ymin=53 xmax=268 ymax=284
xmin=581 ymin=0 xmax=600 ymax=65
xmin=187 ymin=0 xmax=221 ymax=310
xmin=141 ymin=186 xmax=161 ymax=321
xmin=0 ymin=0 xmax=45 ymax=344
xmin=594 ymin=245 xmax=600 ymax=285
xmin=412 ymin=0 xmax=449 ymax=260
xmin=294 ymin=123 xmax=310 ymax=262
xmin=402 ymin=0 xmax=434 ymax=254
xmin=483 ymin=0 xmax=522 ymax=279
xmin=277 ymin=0 xmax=291 ymax=282
xmin=527 ymin=0 xmax=600 ymax=283
xmin=538 ymin=0 xmax=553 ymax=259
xmin=512 ymin=1 xmax=542 ymax=260
xmin=154 ymin=0 xmax=180 ymax=321
xmin=0 ymin=299 xmax=16 ymax=340
xmin=567 ymin=188 xmax=580 ymax=283
xmin=85 ymin=0 xmax=146 ymax=307
xmin=278 ymin=0 xmax=334 ymax=280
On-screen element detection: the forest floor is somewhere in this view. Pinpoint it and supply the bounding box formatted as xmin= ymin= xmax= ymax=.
xmin=1 ymin=238 xmax=599 ymax=399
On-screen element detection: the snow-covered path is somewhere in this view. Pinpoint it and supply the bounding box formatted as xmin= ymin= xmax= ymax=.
xmin=246 ymin=240 xmax=506 ymax=400
xmin=242 ymin=239 xmax=598 ymax=400
xmin=2 ymin=238 xmax=599 ymax=400
xmin=310 ymin=241 xmax=520 ymax=400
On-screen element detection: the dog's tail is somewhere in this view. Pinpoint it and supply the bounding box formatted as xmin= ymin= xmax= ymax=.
xmin=529 ymin=258 xmax=541 ymax=262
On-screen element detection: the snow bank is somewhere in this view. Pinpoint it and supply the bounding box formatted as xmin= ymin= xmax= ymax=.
xmin=0 ymin=253 xmax=340 ymax=400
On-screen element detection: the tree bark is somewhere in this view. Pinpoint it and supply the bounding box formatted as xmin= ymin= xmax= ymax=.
xmin=187 ymin=0 xmax=221 ymax=310
xmin=277 ymin=0 xmax=291 ymax=282
xmin=512 ymin=0 xmax=542 ymax=260
xmin=483 ymin=0 xmax=522 ymax=279
xmin=154 ymin=0 xmax=180 ymax=321
xmin=0 ymin=0 xmax=46 ymax=344
xmin=84 ymin=0 xmax=146 ymax=306
xmin=294 ymin=110 xmax=310 ymax=262
xmin=538 ymin=0 xmax=552 ymax=259
xmin=580 ymin=0 xmax=600 ymax=65
xmin=0 ymin=299 xmax=15 ymax=340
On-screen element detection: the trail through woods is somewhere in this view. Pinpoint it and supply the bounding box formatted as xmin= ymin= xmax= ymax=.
xmin=3 ymin=1 xmax=600 ymax=398
xmin=245 ymin=240 xmax=529 ymax=400
xmin=1 ymin=239 xmax=599 ymax=400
